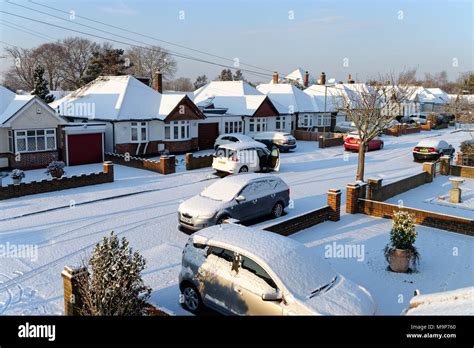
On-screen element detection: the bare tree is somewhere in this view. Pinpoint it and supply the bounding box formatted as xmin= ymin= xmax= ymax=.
xmin=60 ymin=37 xmax=99 ymax=90
xmin=4 ymin=47 xmax=37 ymax=91
xmin=163 ymin=77 xmax=193 ymax=92
xmin=338 ymin=75 xmax=414 ymax=181
xmin=32 ymin=42 xmax=66 ymax=90
xmin=125 ymin=46 xmax=177 ymax=87
xmin=444 ymin=95 xmax=474 ymax=138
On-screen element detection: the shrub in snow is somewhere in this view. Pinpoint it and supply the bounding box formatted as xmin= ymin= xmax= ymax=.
xmin=77 ymin=232 xmax=151 ymax=315
xmin=10 ymin=169 xmax=25 ymax=180
xmin=384 ymin=211 xmax=420 ymax=271
xmin=45 ymin=161 xmax=66 ymax=178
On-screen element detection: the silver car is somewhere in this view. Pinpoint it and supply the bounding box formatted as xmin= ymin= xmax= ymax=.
xmin=178 ymin=174 xmax=290 ymax=232
xmin=179 ymin=224 xmax=377 ymax=315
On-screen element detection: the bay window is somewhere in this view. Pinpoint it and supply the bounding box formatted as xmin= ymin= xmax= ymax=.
xmin=275 ymin=116 xmax=287 ymax=130
xmin=14 ymin=129 xmax=56 ymax=153
xmin=131 ymin=122 xmax=148 ymax=142
xmin=164 ymin=121 xmax=190 ymax=140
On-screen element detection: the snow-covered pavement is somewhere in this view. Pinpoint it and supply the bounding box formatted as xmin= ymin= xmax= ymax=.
xmin=0 ymin=128 xmax=471 ymax=315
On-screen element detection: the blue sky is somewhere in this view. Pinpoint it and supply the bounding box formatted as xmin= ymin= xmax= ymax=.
xmin=0 ymin=0 xmax=472 ymax=83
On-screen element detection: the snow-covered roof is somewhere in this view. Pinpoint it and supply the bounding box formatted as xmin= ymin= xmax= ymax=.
xmin=192 ymin=224 xmax=337 ymax=298
xmin=257 ymin=83 xmax=319 ymax=113
xmin=404 ymin=286 xmax=474 ymax=315
xmin=192 ymin=81 xmax=278 ymax=116
xmin=271 ymin=68 xmax=316 ymax=86
xmin=0 ymin=86 xmax=35 ymax=125
xmin=50 ymin=76 xmax=193 ymax=121
xmin=304 ymin=84 xmax=345 ymax=112
xmin=448 ymin=94 xmax=474 ymax=104
xmin=426 ymin=88 xmax=450 ymax=103
xmin=407 ymin=86 xmax=443 ymax=104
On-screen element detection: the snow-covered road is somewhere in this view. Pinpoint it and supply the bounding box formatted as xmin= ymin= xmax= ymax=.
xmin=0 ymin=128 xmax=470 ymax=315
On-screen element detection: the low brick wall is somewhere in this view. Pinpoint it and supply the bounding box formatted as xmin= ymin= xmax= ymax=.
xmin=367 ymin=172 xmax=429 ymax=201
xmin=263 ymin=189 xmax=341 ymax=236
xmin=439 ymin=156 xmax=474 ymax=178
xmin=294 ymin=130 xmax=340 ymax=142
xmin=185 ymin=153 xmax=214 ymax=170
xmin=384 ymin=123 xmax=421 ymax=136
xmin=420 ymin=121 xmax=432 ymax=131
xmin=105 ymin=153 xmax=175 ymax=175
xmin=318 ymin=136 xmax=344 ymax=148
xmin=0 ymin=162 xmax=114 ymax=200
xmin=357 ymin=199 xmax=474 ymax=236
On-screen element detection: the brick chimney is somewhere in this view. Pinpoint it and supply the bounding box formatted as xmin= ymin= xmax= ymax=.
xmin=320 ymin=72 xmax=326 ymax=85
xmin=303 ymin=71 xmax=309 ymax=87
xmin=347 ymin=74 xmax=355 ymax=84
xmin=272 ymin=71 xmax=279 ymax=84
xmin=154 ymin=71 xmax=163 ymax=93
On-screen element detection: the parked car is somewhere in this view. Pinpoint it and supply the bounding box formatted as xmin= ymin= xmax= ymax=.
xmin=383 ymin=119 xmax=400 ymax=129
xmin=413 ymin=139 xmax=454 ymax=161
xmin=344 ymin=132 xmax=384 ymax=151
xmin=178 ymin=174 xmax=290 ymax=231
xmin=252 ymin=132 xmax=296 ymax=152
xmin=409 ymin=114 xmax=427 ymax=125
xmin=334 ymin=121 xmax=356 ymax=133
xmin=213 ymin=133 xmax=255 ymax=150
xmin=179 ymin=224 xmax=377 ymax=315
xmin=212 ymin=142 xmax=280 ymax=174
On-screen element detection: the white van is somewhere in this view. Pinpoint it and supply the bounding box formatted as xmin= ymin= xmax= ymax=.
xmin=212 ymin=141 xmax=280 ymax=174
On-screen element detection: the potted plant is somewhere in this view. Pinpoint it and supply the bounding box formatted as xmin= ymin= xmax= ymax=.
xmin=384 ymin=211 xmax=420 ymax=273
xmin=10 ymin=169 xmax=25 ymax=185
xmin=45 ymin=161 xmax=66 ymax=178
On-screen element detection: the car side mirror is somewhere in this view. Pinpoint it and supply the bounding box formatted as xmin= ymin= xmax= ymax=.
xmin=262 ymin=289 xmax=282 ymax=301
xmin=235 ymin=195 xmax=246 ymax=202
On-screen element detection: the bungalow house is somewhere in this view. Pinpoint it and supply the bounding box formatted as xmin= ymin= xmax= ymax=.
xmin=303 ymin=83 xmax=345 ymax=128
xmin=257 ymin=81 xmax=323 ymax=131
xmin=0 ymin=86 xmax=67 ymax=170
xmin=51 ymin=74 xmax=205 ymax=155
xmin=191 ymin=81 xmax=284 ymax=148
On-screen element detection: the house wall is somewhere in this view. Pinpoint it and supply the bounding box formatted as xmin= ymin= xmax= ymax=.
xmin=0 ymin=128 xmax=9 ymax=153
xmin=9 ymin=100 xmax=61 ymax=130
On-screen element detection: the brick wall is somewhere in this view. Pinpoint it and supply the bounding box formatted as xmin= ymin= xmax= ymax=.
xmin=0 ymin=162 xmax=114 ymax=200
xmin=185 ymin=153 xmax=213 ymax=170
xmin=357 ymin=199 xmax=474 ymax=236
xmin=115 ymin=138 xmax=199 ymax=156
xmin=318 ymin=136 xmax=344 ymax=148
xmin=439 ymin=156 xmax=474 ymax=179
xmin=11 ymin=151 xmax=59 ymax=170
xmin=294 ymin=130 xmax=341 ymax=142
xmin=105 ymin=153 xmax=175 ymax=175
xmin=420 ymin=121 xmax=432 ymax=131
xmin=367 ymin=172 xmax=428 ymax=201
xmin=264 ymin=189 xmax=341 ymax=236
xmin=384 ymin=123 xmax=422 ymax=136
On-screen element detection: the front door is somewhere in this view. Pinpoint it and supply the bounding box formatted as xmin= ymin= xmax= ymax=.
xmin=232 ymin=254 xmax=283 ymax=315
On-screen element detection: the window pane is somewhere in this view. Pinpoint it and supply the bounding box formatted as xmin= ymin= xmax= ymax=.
xmin=46 ymin=129 xmax=55 ymax=135
xmin=165 ymin=126 xmax=170 ymax=139
xmin=174 ymin=125 xmax=179 ymax=139
xmin=225 ymin=123 xmax=229 ymax=133
xmin=186 ymin=125 xmax=190 ymax=138
xmin=46 ymin=136 xmax=55 ymax=150
xmin=37 ymin=130 xmax=45 ymax=136
xmin=181 ymin=125 xmax=185 ymax=139
xmin=141 ymin=127 xmax=147 ymax=141
xmin=17 ymin=138 xmax=26 ymax=152
xmin=27 ymin=130 xmax=35 ymax=136
xmin=37 ymin=136 xmax=45 ymax=151
xmin=27 ymin=137 xmax=36 ymax=151
xmin=131 ymin=128 xmax=138 ymax=141
xmin=17 ymin=131 xmax=26 ymax=136
xmin=131 ymin=122 xmax=137 ymax=126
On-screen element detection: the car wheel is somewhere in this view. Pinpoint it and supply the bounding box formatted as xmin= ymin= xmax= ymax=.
xmin=181 ymin=283 xmax=202 ymax=313
xmin=271 ymin=202 xmax=284 ymax=218
xmin=239 ymin=166 xmax=248 ymax=173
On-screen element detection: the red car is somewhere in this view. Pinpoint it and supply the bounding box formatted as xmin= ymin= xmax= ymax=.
xmin=344 ymin=133 xmax=384 ymax=151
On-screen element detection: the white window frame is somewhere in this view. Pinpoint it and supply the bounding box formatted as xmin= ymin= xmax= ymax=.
xmin=275 ymin=116 xmax=287 ymax=130
xmin=8 ymin=130 xmax=13 ymax=153
xmin=164 ymin=120 xmax=190 ymax=141
xmin=131 ymin=122 xmax=148 ymax=143
xmin=248 ymin=118 xmax=267 ymax=133
xmin=224 ymin=121 xmax=243 ymax=134
xmin=14 ymin=128 xmax=56 ymax=153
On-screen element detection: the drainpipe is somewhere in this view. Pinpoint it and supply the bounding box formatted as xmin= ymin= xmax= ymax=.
xmin=112 ymin=121 xmax=116 ymax=153
xmin=241 ymin=116 xmax=246 ymax=135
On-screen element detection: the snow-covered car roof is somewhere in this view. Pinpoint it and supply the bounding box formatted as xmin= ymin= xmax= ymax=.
xmin=416 ymin=139 xmax=449 ymax=148
xmin=217 ymin=141 xmax=267 ymax=151
xmin=192 ymin=224 xmax=337 ymax=298
xmin=217 ymin=133 xmax=253 ymax=141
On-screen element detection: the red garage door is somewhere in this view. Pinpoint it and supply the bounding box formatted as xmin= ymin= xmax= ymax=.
xmin=198 ymin=123 xmax=219 ymax=149
xmin=67 ymin=133 xmax=103 ymax=166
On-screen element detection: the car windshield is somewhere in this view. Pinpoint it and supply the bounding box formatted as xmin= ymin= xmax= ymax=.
xmin=200 ymin=180 xmax=242 ymax=201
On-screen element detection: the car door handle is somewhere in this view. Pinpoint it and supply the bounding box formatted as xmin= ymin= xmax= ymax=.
xmin=252 ymin=199 xmax=258 ymax=204
xmin=234 ymin=287 xmax=243 ymax=295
